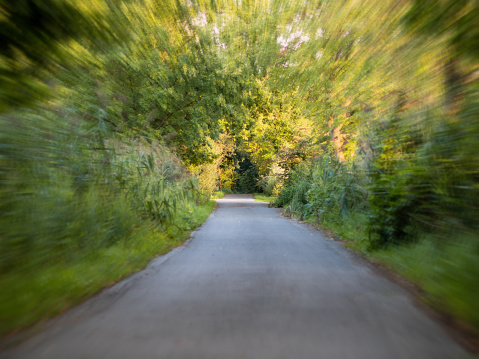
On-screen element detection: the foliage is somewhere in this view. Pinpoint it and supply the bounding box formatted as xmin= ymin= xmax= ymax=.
xmin=275 ymin=155 xmax=368 ymax=222
xmin=189 ymin=134 xmax=237 ymax=193
xmin=241 ymin=81 xmax=312 ymax=176
xmin=306 ymin=156 xmax=368 ymax=223
xmin=275 ymin=164 xmax=312 ymax=218
xmin=234 ymin=151 xmax=260 ymax=194
xmin=0 ymin=107 xmax=204 ymax=274
xmin=258 ymin=174 xmax=281 ymax=197
xmin=0 ymin=0 xmax=128 ymax=112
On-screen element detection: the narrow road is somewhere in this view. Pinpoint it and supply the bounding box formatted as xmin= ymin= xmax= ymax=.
xmin=1 ymin=194 xmax=467 ymax=359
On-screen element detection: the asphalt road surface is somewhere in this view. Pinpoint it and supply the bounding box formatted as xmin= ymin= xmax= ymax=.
xmin=0 ymin=194 xmax=469 ymax=359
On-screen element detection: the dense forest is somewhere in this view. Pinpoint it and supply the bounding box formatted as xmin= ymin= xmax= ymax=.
xmin=1 ymin=0 xmax=478 ymax=337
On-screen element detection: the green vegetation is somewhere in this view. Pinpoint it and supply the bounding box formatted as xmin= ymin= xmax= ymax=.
xmin=374 ymin=237 xmax=479 ymax=332
xmin=254 ymin=194 xmax=277 ymax=204
xmin=211 ymin=189 xmax=234 ymax=199
xmin=0 ymin=199 xmax=214 ymax=335
xmin=1 ymin=0 xmax=478 ymax=337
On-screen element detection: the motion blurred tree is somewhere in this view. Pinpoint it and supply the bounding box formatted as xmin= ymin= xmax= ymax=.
xmin=0 ymin=0 xmax=130 ymax=112
xmin=1 ymin=0 xmax=478 ymax=241
xmin=403 ymin=0 xmax=479 ymax=116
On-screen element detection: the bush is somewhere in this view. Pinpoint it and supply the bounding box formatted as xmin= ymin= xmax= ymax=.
xmin=306 ymin=156 xmax=368 ymax=223
xmin=275 ymin=164 xmax=312 ymax=218
xmin=258 ymin=175 xmax=281 ymax=196
xmin=0 ymin=108 xmax=201 ymax=273
xmin=276 ymin=156 xmax=368 ymax=222
xmin=367 ymin=120 xmax=479 ymax=248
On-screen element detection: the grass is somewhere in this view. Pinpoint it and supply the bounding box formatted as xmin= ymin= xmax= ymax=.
xmin=210 ymin=191 xmax=226 ymax=199
xmin=373 ymin=237 xmax=479 ymax=334
xmin=0 ymin=200 xmax=216 ymax=336
xmin=253 ymin=193 xmax=277 ymax=203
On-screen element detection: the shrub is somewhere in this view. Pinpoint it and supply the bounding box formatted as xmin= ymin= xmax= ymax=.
xmin=0 ymin=108 xmax=201 ymax=273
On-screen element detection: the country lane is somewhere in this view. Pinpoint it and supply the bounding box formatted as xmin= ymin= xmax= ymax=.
xmin=0 ymin=194 xmax=468 ymax=359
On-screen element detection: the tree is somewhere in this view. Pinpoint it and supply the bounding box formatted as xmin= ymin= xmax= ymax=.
xmin=0 ymin=0 xmax=129 ymax=112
